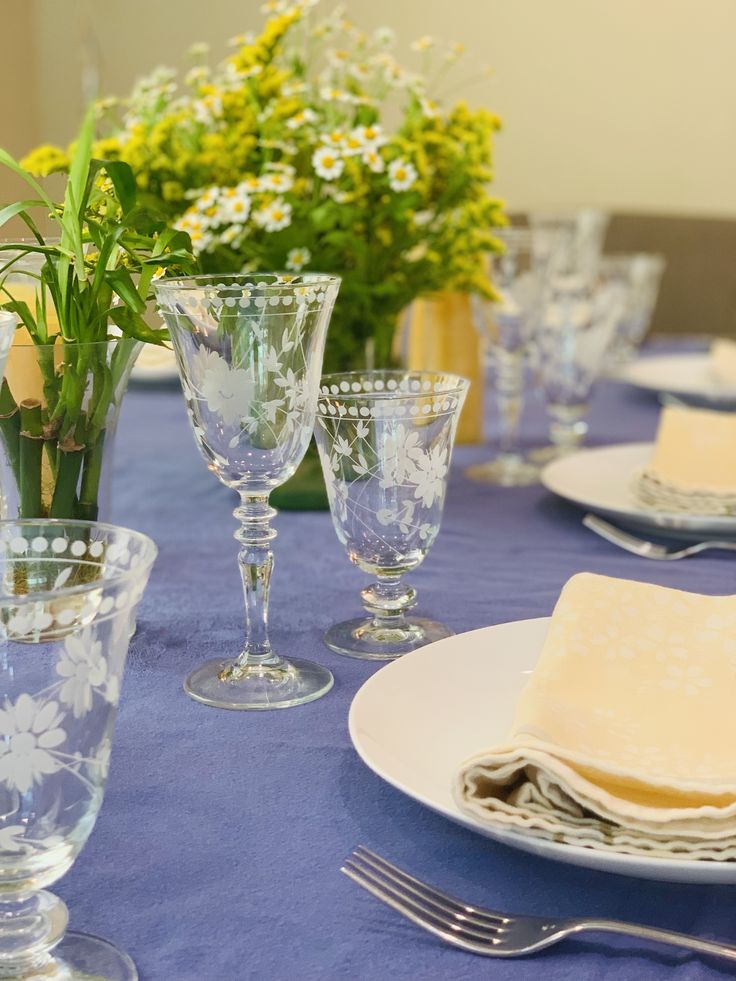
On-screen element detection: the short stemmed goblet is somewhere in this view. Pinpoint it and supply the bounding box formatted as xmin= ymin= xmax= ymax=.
xmin=314 ymin=371 xmax=468 ymax=659
xmin=0 ymin=518 xmax=157 ymax=981
xmin=466 ymin=227 xmax=551 ymax=486
xmin=534 ymin=274 xmax=622 ymax=456
xmin=599 ymin=253 xmax=666 ymax=365
xmin=155 ymin=273 xmax=339 ymax=710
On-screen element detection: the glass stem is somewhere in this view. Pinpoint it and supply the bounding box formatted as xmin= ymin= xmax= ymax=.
xmin=226 ymin=493 xmax=281 ymax=679
xmin=361 ymin=574 xmax=416 ymax=629
xmin=0 ymin=890 xmax=68 ymax=976
xmin=548 ymin=403 xmax=589 ymax=454
xmin=493 ymin=349 xmax=525 ymax=464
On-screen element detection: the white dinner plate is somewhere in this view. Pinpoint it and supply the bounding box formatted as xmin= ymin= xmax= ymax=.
xmin=541 ymin=442 xmax=736 ymax=540
xmin=349 ymin=620 xmax=736 ymax=883
xmin=615 ymin=353 xmax=736 ymax=405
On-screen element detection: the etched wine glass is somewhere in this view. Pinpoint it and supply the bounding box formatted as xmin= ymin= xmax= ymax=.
xmin=0 ymin=518 xmax=157 ymax=981
xmin=314 ymin=370 xmax=468 ymax=659
xmin=155 ymin=273 xmax=340 ymax=709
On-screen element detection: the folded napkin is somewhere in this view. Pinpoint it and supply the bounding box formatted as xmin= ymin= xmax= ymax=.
xmin=711 ymin=338 xmax=736 ymax=386
xmin=636 ymin=404 xmax=736 ymax=514
xmin=455 ymin=573 xmax=736 ymax=860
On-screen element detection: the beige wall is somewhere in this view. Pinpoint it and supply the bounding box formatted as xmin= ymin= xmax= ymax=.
xmin=0 ymin=0 xmax=40 ymax=225
xmin=9 ymin=0 xmax=736 ymax=217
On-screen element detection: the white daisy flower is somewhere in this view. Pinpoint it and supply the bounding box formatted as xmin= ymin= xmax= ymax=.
xmin=319 ymin=86 xmax=351 ymax=102
xmin=420 ymin=97 xmax=440 ymax=119
xmin=286 ymin=247 xmax=312 ymax=271
xmin=312 ymin=146 xmax=344 ymax=181
xmin=184 ymin=66 xmax=210 ymax=87
xmin=193 ymin=93 xmax=223 ymax=126
xmin=362 ymin=148 xmax=385 ymax=173
xmin=286 ymin=108 xmax=318 ymax=130
xmin=320 ymin=130 xmax=347 ymax=149
xmin=188 ymin=42 xmax=210 ymax=59
xmin=373 ymin=26 xmax=396 ymax=48
xmin=220 ymin=226 xmax=244 ymax=246
xmin=259 ymin=171 xmax=294 ymax=193
xmin=228 ymin=31 xmax=256 ymax=47
xmin=413 ymin=209 xmax=435 ymax=227
xmin=349 ymin=62 xmax=372 ymax=83
xmin=217 ymin=192 xmax=251 ymax=224
xmin=261 ymin=0 xmax=287 ymax=12
xmin=352 ymin=124 xmax=386 ymax=148
xmin=266 ymin=162 xmax=296 ymax=176
xmin=282 ymin=80 xmax=307 ymax=96
xmin=388 ymin=158 xmax=418 ymax=192
xmin=411 ymin=35 xmax=436 ymax=52
xmin=254 ymin=199 xmax=293 ymax=232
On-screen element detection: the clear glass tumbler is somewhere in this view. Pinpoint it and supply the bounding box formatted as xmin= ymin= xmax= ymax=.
xmin=0 ymin=518 xmax=157 ymax=981
xmin=155 ymin=273 xmax=340 ymax=710
xmin=314 ymin=370 xmax=468 ymax=659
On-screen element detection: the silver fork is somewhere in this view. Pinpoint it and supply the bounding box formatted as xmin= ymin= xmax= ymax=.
xmin=582 ymin=513 xmax=736 ymax=560
xmin=342 ymin=846 xmax=736 ymax=962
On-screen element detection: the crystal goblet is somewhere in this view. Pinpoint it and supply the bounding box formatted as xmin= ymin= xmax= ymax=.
xmin=600 ymin=253 xmax=666 ymax=364
xmin=535 ymin=274 xmax=622 ymax=456
xmin=0 ymin=518 xmax=157 ymax=981
xmin=155 ymin=273 xmax=340 ymax=710
xmin=466 ymin=227 xmax=551 ymax=487
xmin=314 ymin=370 xmax=468 ymax=659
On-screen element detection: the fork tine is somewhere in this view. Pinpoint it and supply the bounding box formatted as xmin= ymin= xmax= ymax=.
xmin=354 ymin=846 xmax=509 ymax=926
xmin=345 ymin=855 xmax=503 ymax=943
xmin=342 ymin=860 xmax=503 ymax=955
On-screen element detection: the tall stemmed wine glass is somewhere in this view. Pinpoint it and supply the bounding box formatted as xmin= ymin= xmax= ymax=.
xmin=467 ymin=227 xmax=551 ymax=486
xmin=155 ymin=273 xmax=340 ymax=710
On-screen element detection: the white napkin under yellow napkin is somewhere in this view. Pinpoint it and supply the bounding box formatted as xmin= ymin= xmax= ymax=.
xmin=456 ymin=573 xmax=736 ymax=859
xmin=637 ymin=405 xmax=736 ymax=514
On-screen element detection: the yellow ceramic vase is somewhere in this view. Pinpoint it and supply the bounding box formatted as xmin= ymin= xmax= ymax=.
xmin=405 ymin=292 xmax=483 ymax=444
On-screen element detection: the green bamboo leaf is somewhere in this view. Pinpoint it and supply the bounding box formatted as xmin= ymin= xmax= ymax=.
xmin=0 ymin=147 xmax=61 ymax=225
xmin=108 ymin=305 xmax=168 ymax=345
xmin=104 ymin=266 xmax=145 ymax=313
xmin=101 ymin=160 xmax=137 ymax=215
xmin=0 ymin=200 xmax=49 ymax=230
xmin=1 ymin=298 xmax=36 ymax=335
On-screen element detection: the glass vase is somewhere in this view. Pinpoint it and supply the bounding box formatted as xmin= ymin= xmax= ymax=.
xmin=0 ymin=339 xmax=141 ymax=522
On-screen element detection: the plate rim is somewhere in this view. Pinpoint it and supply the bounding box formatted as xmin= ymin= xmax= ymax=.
xmin=540 ymin=441 xmax=736 ymax=534
xmin=616 ymin=351 xmax=736 ymax=401
xmin=349 ymin=619 xmax=736 ymax=883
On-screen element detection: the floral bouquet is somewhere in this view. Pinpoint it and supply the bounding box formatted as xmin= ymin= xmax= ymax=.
xmin=24 ymin=0 xmax=504 ymax=374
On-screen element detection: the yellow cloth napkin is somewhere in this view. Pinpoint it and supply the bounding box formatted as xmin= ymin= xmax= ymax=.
xmin=456 ymin=572 xmax=736 ymax=859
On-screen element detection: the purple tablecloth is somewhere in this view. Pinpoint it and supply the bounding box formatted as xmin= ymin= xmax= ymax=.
xmin=57 ymin=349 xmax=736 ymax=980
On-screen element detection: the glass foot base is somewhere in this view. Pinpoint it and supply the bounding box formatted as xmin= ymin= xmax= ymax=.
xmin=528 ymin=444 xmax=581 ymax=464
xmin=324 ymin=616 xmax=453 ymax=660
xmin=184 ymin=657 xmax=334 ymax=710
xmin=464 ymin=457 xmax=539 ymax=486
xmin=50 ymin=931 xmax=137 ymax=980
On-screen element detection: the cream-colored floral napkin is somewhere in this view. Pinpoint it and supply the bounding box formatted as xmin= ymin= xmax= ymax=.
xmin=455 ymin=573 xmax=736 ymax=860
xmin=636 ymin=405 xmax=736 ymax=514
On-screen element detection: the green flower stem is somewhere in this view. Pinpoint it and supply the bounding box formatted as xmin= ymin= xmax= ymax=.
xmin=19 ymin=398 xmax=44 ymax=517
xmin=49 ymin=430 xmax=86 ymax=519
xmin=77 ymin=430 xmax=105 ymax=521
xmin=0 ymin=379 xmax=21 ymax=489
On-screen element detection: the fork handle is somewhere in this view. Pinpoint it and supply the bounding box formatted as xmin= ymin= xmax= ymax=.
xmin=569 ymin=919 xmax=736 ymax=961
